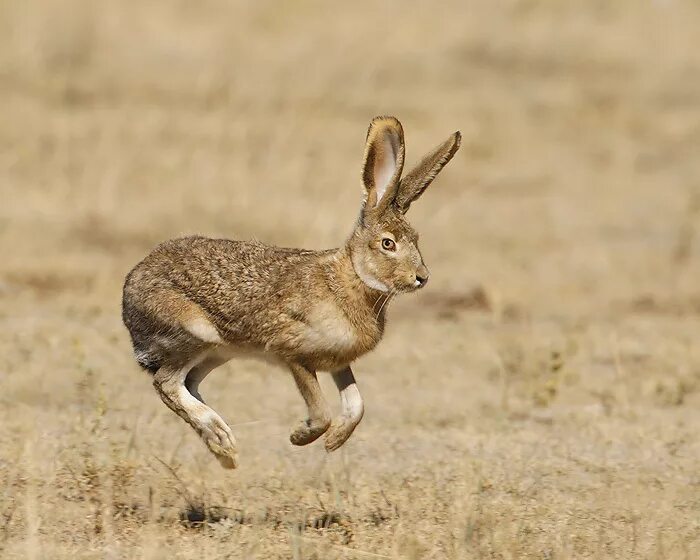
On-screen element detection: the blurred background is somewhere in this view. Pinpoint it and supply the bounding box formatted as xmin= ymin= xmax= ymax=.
xmin=1 ymin=1 xmax=700 ymax=558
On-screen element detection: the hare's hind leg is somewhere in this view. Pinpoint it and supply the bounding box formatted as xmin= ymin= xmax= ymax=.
xmin=289 ymin=363 xmax=331 ymax=446
xmin=153 ymin=358 xmax=238 ymax=469
xmin=325 ymin=366 xmax=364 ymax=452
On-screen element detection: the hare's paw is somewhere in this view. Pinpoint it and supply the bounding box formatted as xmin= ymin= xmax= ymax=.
xmin=214 ymin=449 xmax=238 ymax=470
xmin=324 ymin=415 xmax=361 ymax=452
xmin=290 ymin=416 xmax=331 ymax=446
xmin=200 ymin=414 xmax=239 ymax=469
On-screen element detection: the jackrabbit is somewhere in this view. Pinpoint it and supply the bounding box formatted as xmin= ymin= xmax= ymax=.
xmin=122 ymin=116 xmax=461 ymax=468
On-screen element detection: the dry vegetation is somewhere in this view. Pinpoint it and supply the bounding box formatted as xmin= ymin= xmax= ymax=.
xmin=1 ymin=0 xmax=700 ymax=558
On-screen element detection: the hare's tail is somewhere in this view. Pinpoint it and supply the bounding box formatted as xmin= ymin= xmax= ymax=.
xmin=135 ymin=349 xmax=162 ymax=374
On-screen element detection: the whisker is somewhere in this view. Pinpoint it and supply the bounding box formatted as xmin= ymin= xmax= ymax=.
xmin=372 ymin=293 xmax=385 ymax=315
xmin=375 ymin=289 xmax=395 ymax=320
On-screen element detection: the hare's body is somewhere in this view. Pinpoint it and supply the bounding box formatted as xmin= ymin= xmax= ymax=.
xmin=123 ymin=237 xmax=387 ymax=374
xmin=122 ymin=117 xmax=460 ymax=468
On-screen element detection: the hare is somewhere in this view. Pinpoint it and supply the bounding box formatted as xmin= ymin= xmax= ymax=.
xmin=122 ymin=116 xmax=461 ymax=468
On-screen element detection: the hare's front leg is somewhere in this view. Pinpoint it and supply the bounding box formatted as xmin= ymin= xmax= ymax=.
xmin=325 ymin=366 xmax=365 ymax=452
xmin=289 ymin=363 xmax=331 ymax=446
xmin=153 ymin=359 xmax=238 ymax=469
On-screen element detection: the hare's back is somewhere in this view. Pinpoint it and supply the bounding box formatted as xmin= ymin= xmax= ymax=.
xmin=124 ymin=236 xmax=315 ymax=310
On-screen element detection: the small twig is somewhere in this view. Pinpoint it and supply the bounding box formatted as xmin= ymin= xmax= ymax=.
xmin=316 ymin=491 xmax=327 ymax=512
xmin=125 ymin=408 xmax=143 ymax=457
xmin=168 ymin=433 xmax=185 ymax=465
xmin=151 ymin=455 xmax=193 ymax=504
xmin=610 ymin=332 xmax=630 ymax=412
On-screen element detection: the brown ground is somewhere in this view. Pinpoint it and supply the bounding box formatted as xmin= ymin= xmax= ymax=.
xmin=1 ymin=1 xmax=700 ymax=558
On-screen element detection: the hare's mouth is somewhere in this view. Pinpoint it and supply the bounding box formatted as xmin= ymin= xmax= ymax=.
xmin=399 ymin=279 xmax=425 ymax=293
xmin=407 ymin=274 xmax=428 ymax=291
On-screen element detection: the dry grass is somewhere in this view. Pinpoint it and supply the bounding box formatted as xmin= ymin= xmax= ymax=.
xmin=1 ymin=0 xmax=700 ymax=558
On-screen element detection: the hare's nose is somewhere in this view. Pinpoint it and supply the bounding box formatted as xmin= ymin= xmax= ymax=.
xmin=415 ymin=265 xmax=430 ymax=287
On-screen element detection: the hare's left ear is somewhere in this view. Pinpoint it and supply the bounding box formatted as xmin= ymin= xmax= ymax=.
xmin=361 ymin=116 xmax=405 ymax=216
xmin=394 ymin=131 xmax=461 ymax=214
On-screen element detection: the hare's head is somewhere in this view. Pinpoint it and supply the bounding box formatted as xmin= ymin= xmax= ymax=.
xmin=348 ymin=116 xmax=461 ymax=294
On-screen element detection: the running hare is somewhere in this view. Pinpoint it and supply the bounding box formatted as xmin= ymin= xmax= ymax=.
xmin=122 ymin=116 xmax=461 ymax=468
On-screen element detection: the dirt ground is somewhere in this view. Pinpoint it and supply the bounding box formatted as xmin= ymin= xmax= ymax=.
xmin=1 ymin=1 xmax=700 ymax=558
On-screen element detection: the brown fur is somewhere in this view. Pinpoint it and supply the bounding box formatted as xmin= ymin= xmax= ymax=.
xmin=122 ymin=116 xmax=461 ymax=468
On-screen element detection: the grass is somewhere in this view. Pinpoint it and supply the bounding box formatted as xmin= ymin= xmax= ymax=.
xmin=1 ymin=0 xmax=700 ymax=558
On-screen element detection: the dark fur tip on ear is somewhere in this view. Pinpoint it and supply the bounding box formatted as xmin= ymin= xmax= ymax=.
xmin=366 ymin=116 xmax=404 ymax=141
xmin=371 ymin=115 xmax=402 ymax=126
xmin=445 ymin=131 xmax=462 ymax=159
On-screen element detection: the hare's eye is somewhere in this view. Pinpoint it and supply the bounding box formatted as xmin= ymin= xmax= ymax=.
xmin=381 ymin=238 xmax=396 ymax=251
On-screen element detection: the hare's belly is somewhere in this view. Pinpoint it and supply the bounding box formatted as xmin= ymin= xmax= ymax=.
xmin=213 ymin=344 xmax=285 ymax=369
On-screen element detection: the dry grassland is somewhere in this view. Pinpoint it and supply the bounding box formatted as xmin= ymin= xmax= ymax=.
xmin=1 ymin=1 xmax=700 ymax=558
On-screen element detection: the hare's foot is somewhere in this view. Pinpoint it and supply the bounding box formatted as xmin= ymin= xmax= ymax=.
xmin=200 ymin=413 xmax=239 ymax=469
xmin=324 ymin=415 xmax=361 ymax=451
xmin=153 ymin=362 xmax=238 ymax=469
xmin=325 ymin=367 xmax=364 ymax=452
xmin=290 ymin=416 xmax=331 ymax=446
xmin=288 ymin=363 xmax=331 ymax=446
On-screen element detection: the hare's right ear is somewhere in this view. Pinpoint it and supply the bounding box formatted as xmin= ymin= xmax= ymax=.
xmin=361 ymin=116 xmax=405 ymax=218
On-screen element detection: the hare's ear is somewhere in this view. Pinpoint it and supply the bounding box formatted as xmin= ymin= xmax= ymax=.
xmin=361 ymin=116 xmax=405 ymax=216
xmin=394 ymin=131 xmax=461 ymax=214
